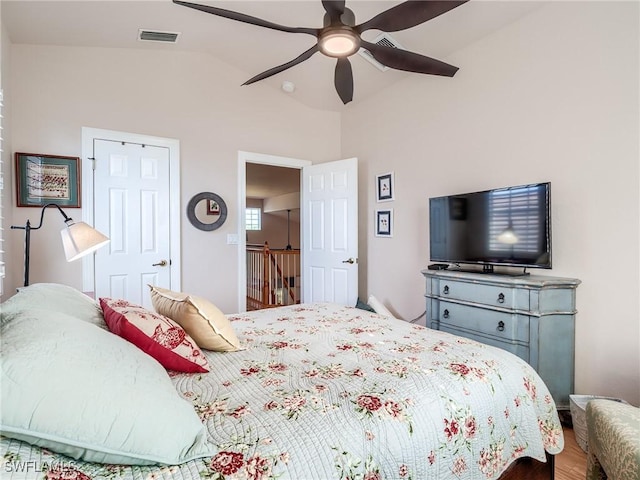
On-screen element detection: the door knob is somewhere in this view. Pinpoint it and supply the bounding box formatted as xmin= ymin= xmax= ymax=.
xmin=152 ymin=260 xmax=168 ymax=267
xmin=342 ymin=258 xmax=357 ymax=264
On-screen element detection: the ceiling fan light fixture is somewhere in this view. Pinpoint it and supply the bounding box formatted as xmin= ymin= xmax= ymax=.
xmin=318 ymin=28 xmax=360 ymax=57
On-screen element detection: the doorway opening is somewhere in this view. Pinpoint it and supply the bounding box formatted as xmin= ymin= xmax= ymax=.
xmin=245 ymin=163 xmax=301 ymax=310
xmin=236 ymin=152 xmax=311 ymax=312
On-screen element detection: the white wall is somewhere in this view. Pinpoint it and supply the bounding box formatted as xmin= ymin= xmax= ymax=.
xmin=5 ymin=45 xmax=340 ymax=312
xmin=342 ymin=2 xmax=639 ymax=405
xmin=0 ymin=6 xmax=16 ymax=295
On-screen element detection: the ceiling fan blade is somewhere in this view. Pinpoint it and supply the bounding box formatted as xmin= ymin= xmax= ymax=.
xmin=242 ymin=45 xmax=320 ymax=86
xmin=322 ymin=1 xmax=346 ymax=24
xmin=360 ymin=40 xmax=459 ymax=77
xmin=173 ymin=0 xmax=318 ymax=36
xmin=334 ymin=57 xmax=354 ymax=104
xmin=357 ymin=0 xmax=469 ymax=33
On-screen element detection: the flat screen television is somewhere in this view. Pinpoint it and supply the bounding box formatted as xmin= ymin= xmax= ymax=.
xmin=429 ymin=182 xmax=551 ymax=272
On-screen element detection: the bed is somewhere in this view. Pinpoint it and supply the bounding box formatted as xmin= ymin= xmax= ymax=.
xmin=0 ymin=283 xmax=563 ymax=480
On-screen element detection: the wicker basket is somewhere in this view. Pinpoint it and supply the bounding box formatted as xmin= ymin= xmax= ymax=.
xmin=569 ymin=395 xmax=629 ymax=452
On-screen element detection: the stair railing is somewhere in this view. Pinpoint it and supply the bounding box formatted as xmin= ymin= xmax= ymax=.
xmin=246 ymin=242 xmax=300 ymax=310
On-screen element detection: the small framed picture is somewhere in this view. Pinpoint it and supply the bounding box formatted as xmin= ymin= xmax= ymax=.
xmin=375 ymin=209 xmax=393 ymax=237
xmin=376 ymin=172 xmax=394 ymax=202
xmin=15 ymin=152 xmax=81 ymax=207
xmin=206 ymin=199 xmax=221 ymax=216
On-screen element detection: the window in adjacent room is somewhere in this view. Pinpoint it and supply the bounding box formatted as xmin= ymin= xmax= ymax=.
xmin=246 ymin=207 xmax=262 ymax=231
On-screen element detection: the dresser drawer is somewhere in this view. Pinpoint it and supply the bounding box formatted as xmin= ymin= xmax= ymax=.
xmin=439 ymin=323 xmax=530 ymax=362
xmin=437 ymin=301 xmax=530 ymax=343
xmin=430 ymin=278 xmax=530 ymax=310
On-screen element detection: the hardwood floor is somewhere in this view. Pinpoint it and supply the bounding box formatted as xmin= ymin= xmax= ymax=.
xmin=501 ymin=425 xmax=587 ymax=480
xmin=555 ymin=425 xmax=588 ymax=480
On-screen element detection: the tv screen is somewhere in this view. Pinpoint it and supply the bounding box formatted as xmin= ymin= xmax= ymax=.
xmin=429 ymin=182 xmax=551 ymax=271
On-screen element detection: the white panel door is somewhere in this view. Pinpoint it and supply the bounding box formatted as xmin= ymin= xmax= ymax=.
xmin=302 ymin=158 xmax=358 ymax=306
xmin=93 ymin=140 xmax=171 ymax=308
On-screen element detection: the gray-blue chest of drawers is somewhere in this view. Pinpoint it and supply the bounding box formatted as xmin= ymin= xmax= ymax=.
xmin=422 ymin=269 xmax=581 ymax=410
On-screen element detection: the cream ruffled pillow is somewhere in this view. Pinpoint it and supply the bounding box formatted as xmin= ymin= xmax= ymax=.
xmin=149 ymin=286 xmax=241 ymax=352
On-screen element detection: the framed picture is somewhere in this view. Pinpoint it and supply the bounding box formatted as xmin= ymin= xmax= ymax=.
xmin=376 ymin=172 xmax=394 ymax=202
xmin=206 ymin=199 xmax=221 ymax=216
xmin=375 ymin=209 xmax=393 ymax=237
xmin=15 ymin=152 xmax=81 ymax=207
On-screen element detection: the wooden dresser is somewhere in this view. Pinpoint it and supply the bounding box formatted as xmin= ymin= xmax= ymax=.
xmin=422 ymin=269 xmax=581 ymax=409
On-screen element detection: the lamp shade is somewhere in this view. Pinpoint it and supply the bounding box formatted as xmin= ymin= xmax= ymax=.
xmin=61 ymin=221 xmax=110 ymax=262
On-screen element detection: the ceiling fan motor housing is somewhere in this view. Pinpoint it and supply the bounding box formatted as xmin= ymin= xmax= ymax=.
xmin=322 ymin=7 xmax=356 ymax=27
xmin=318 ymin=26 xmax=361 ymax=57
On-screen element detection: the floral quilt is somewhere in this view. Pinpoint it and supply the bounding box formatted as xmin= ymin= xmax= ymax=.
xmin=1 ymin=303 xmax=563 ymax=480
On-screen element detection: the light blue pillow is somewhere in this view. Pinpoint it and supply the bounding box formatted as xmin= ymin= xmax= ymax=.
xmin=0 ymin=309 xmax=216 ymax=465
xmin=0 ymin=283 xmax=107 ymax=330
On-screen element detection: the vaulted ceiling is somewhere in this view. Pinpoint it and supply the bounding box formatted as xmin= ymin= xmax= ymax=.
xmin=1 ymin=0 xmax=544 ymax=111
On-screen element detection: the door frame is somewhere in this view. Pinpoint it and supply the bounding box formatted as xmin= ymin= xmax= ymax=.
xmin=81 ymin=127 xmax=181 ymax=294
xmin=237 ymin=151 xmax=311 ymax=312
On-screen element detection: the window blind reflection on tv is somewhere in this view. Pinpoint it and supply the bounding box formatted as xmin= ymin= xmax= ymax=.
xmin=429 ymin=182 xmax=551 ymax=269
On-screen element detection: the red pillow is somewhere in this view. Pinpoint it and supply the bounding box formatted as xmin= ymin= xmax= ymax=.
xmin=100 ymin=298 xmax=209 ymax=373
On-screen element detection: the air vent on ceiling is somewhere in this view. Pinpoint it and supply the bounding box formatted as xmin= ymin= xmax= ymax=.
xmin=358 ymin=32 xmax=403 ymax=72
xmin=138 ymin=29 xmax=181 ymax=43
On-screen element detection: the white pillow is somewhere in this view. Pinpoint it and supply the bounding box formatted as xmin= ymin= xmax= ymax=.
xmin=0 ymin=309 xmax=216 ymax=465
xmin=0 ymin=283 xmax=107 ymax=330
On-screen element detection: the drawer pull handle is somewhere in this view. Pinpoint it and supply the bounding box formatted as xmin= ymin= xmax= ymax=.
xmin=497 ymin=321 xmax=505 ymax=332
xmin=443 ymin=285 xmax=450 ymax=295
xmin=497 ymin=293 xmax=505 ymax=304
xmin=443 ymin=309 xmax=450 ymax=319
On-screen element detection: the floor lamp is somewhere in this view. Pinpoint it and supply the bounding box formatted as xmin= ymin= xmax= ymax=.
xmin=11 ymin=203 xmax=110 ymax=287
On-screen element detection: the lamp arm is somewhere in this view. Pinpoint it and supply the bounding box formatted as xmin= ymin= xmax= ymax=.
xmin=10 ymin=203 xmax=72 ymax=233
xmin=10 ymin=203 xmax=74 ymax=287
xmin=35 ymin=203 xmax=73 ymax=230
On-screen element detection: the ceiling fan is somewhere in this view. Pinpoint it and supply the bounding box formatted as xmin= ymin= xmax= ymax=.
xmin=173 ymin=0 xmax=469 ymax=104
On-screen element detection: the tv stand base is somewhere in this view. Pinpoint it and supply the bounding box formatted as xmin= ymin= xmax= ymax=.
xmin=450 ymin=265 xmax=531 ymax=277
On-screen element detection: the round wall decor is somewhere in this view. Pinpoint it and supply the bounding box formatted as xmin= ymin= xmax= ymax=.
xmin=186 ymin=192 xmax=228 ymax=231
